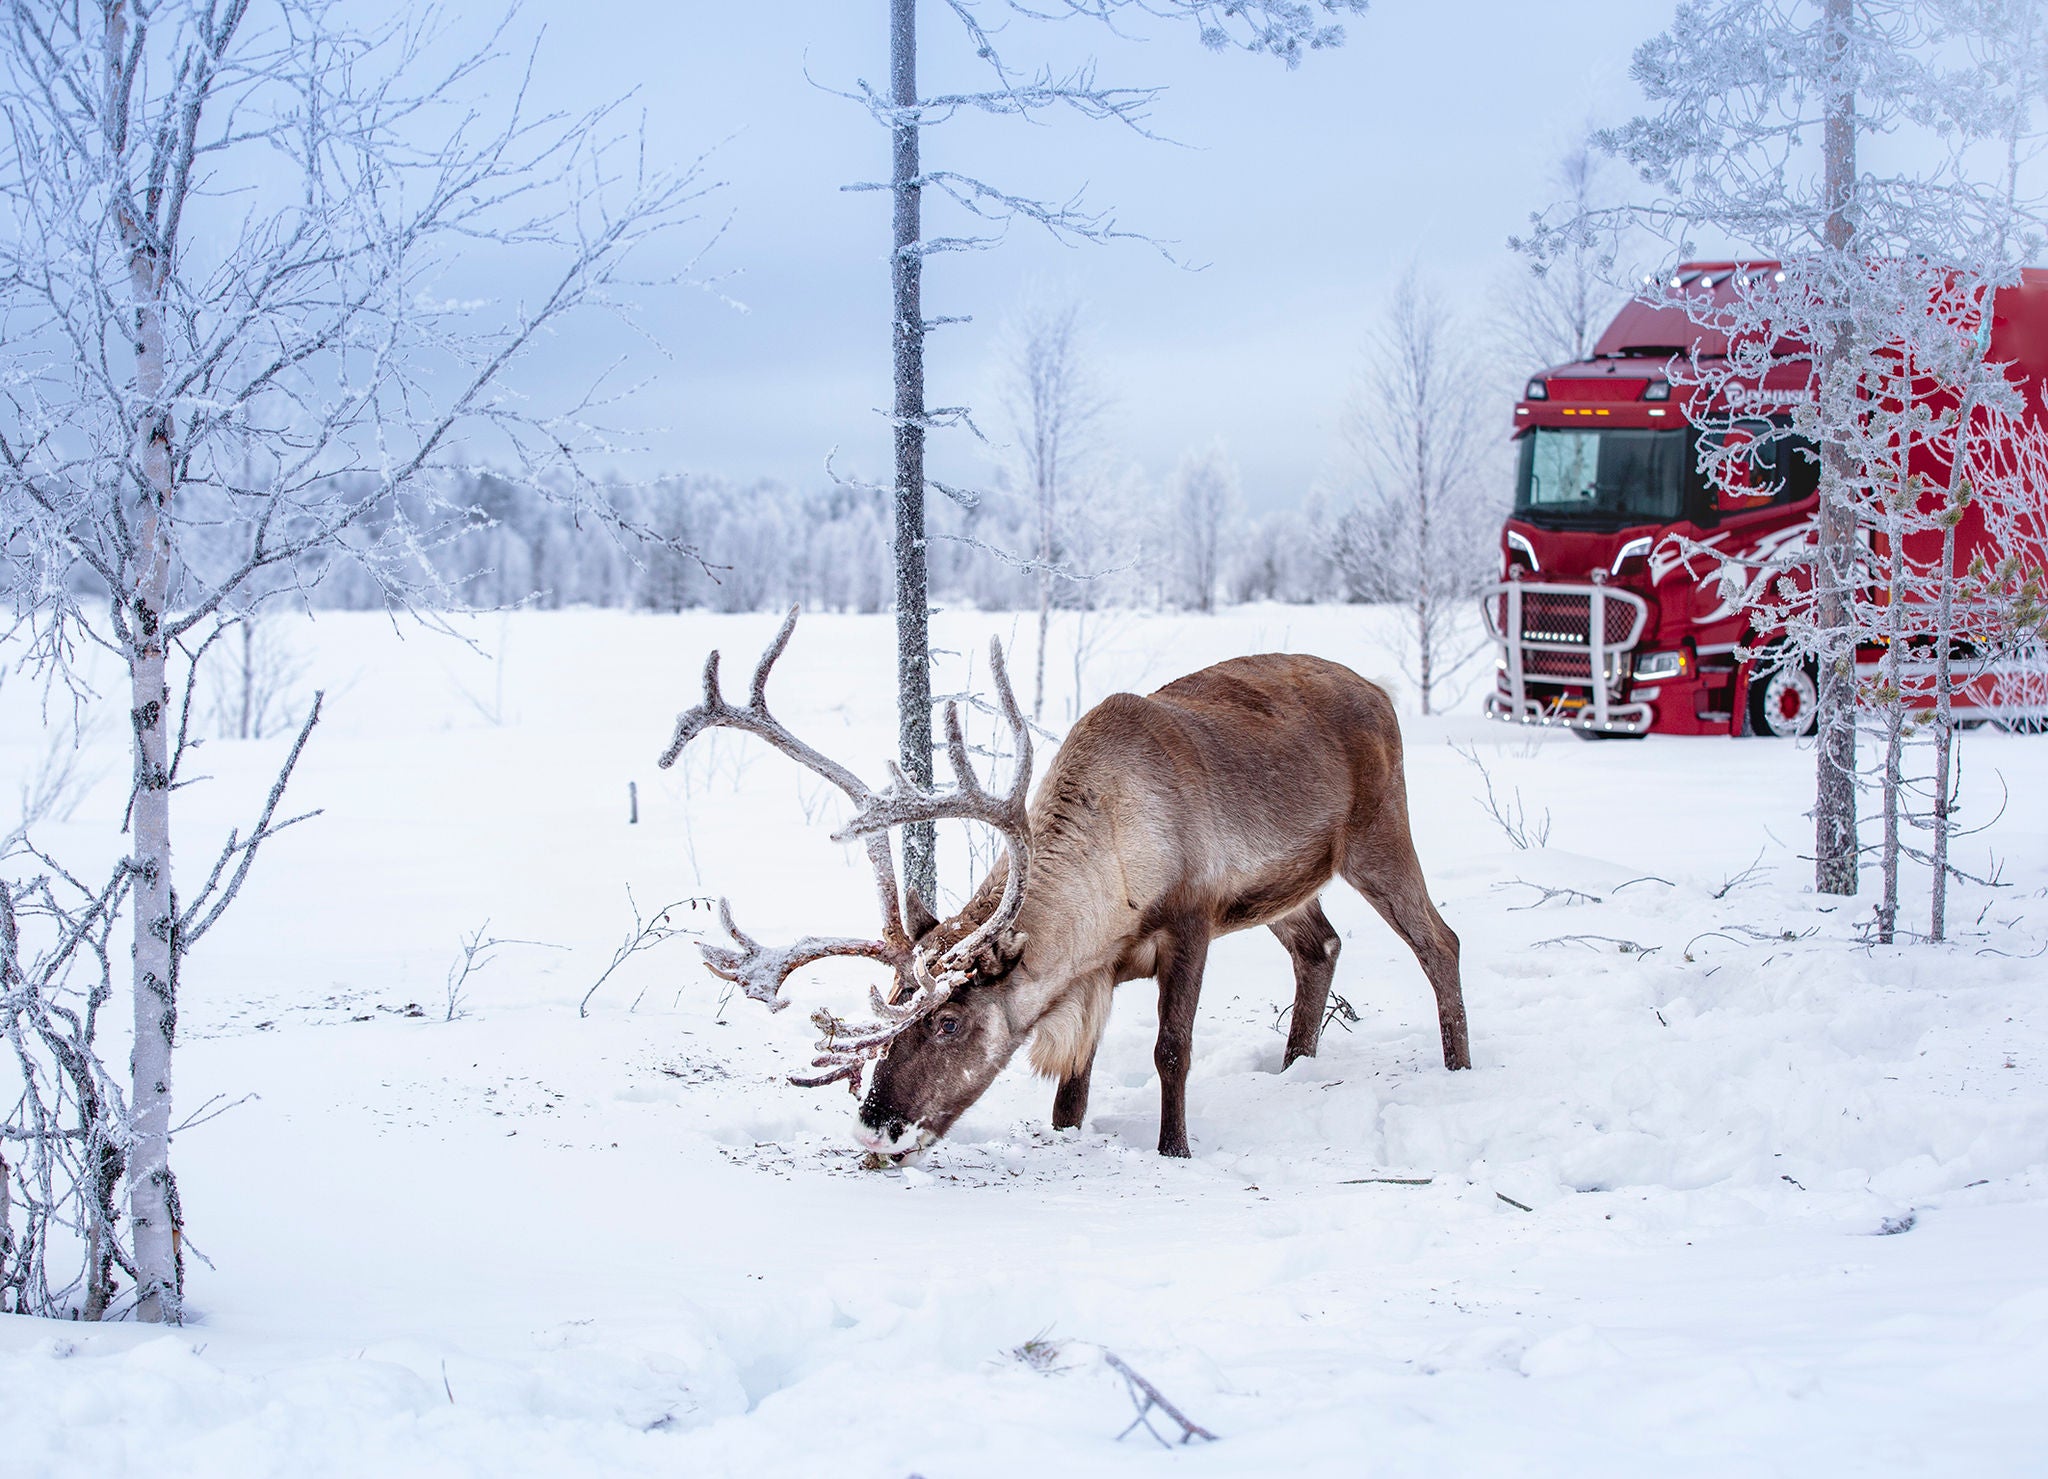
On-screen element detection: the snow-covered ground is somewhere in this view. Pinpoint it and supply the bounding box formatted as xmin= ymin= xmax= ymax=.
xmin=3 ymin=605 xmax=2045 ymax=1477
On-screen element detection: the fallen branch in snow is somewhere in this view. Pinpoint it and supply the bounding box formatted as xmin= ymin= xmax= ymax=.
xmin=1612 ymin=875 xmax=1676 ymax=893
xmin=1101 ymin=1350 xmax=1217 ymax=1447
xmin=1975 ymin=934 xmax=2048 ymax=959
xmin=1340 ymin=1175 xmax=1433 ymax=1186
xmin=1721 ymin=924 xmax=1817 ymax=944
xmin=997 ymin=1334 xmax=1216 ymax=1444
xmin=1272 ymin=989 xmax=1359 ymax=1040
xmin=1533 ymin=934 xmax=1659 ymax=956
xmin=578 ymin=892 xmax=711 ymax=1018
xmin=1684 ymin=923 xmax=1816 ymax=961
xmin=1495 ymin=879 xmax=1602 ymax=910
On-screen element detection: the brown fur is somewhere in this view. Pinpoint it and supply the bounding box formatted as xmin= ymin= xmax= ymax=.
xmin=857 ymin=653 xmax=1469 ymax=1159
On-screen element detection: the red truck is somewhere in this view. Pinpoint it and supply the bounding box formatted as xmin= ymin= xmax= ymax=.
xmin=1483 ymin=260 xmax=2048 ymax=738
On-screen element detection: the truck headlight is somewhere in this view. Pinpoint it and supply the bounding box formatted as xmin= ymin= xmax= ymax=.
xmin=1633 ymin=648 xmax=1687 ymax=682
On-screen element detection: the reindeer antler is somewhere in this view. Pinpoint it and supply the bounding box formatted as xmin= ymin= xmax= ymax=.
xmin=837 ymin=637 xmax=1034 ymax=973
xmin=659 ymin=608 xmax=913 ymax=1013
xmin=659 ymin=610 xmax=1037 ymax=1094
xmin=787 ymin=965 xmax=961 ymax=1089
xmin=695 ymin=900 xmax=898 ymax=1011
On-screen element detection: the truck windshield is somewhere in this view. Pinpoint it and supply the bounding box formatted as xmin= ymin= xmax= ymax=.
xmin=1514 ymin=427 xmax=1688 ymax=528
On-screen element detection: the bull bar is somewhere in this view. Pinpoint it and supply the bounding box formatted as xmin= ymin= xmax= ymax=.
xmin=1481 ymin=577 xmax=1653 ymax=735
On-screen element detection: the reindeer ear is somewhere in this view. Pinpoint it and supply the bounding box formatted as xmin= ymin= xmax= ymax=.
xmin=969 ymin=929 xmax=1029 ymax=981
xmin=904 ymin=889 xmax=942 ymax=943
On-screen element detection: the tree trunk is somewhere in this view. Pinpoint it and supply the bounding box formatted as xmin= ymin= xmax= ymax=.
xmin=1033 ymin=473 xmax=1053 ymax=722
xmin=1034 ymin=575 xmax=1051 ymax=723
xmin=126 ymin=261 xmax=182 ymax=1327
xmin=1415 ymin=425 xmax=1434 ymax=716
xmin=103 ymin=0 xmax=181 ymax=1324
xmin=239 ymin=619 xmax=255 ymax=740
xmin=1876 ymin=497 xmax=1906 ymax=943
xmin=890 ymin=0 xmax=935 ymax=905
xmin=1929 ymin=388 xmax=1977 ymax=942
xmin=1813 ymin=0 xmax=1860 ymax=897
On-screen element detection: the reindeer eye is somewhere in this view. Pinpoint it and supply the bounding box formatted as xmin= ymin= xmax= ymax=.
xmin=934 ymin=1014 xmax=962 ymax=1038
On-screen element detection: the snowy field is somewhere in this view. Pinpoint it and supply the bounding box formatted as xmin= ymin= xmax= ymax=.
xmin=2 ymin=604 xmax=2046 ymax=1478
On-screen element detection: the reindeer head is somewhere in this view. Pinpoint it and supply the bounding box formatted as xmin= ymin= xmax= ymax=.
xmin=853 ymin=909 xmax=1031 ymax=1158
xmin=658 ymin=609 xmax=1035 ymax=1161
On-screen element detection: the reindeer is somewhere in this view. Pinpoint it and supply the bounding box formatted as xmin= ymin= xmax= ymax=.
xmin=659 ymin=609 xmax=1469 ymax=1161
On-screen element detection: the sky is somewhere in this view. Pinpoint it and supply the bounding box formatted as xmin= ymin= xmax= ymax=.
xmin=493 ymin=0 xmax=1684 ymax=508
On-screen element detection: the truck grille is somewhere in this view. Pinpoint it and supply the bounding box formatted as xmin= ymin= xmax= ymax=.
xmin=1495 ymin=589 xmax=1641 ymax=648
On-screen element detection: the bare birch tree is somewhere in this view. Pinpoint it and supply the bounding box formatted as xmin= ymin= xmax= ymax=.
xmin=850 ymin=0 xmax=1370 ymax=903
xmin=1499 ymin=144 xmax=1631 ymax=372
xmin=0 ymin=0 xmax=710 ymax=1322
xmin=1171 ymin=444 xmax=1237 ymax=614
xmin=1329 ymin=272 xmax=1499 ymax=715
xmin=999 ymin=298 xmax=1106 ymax=719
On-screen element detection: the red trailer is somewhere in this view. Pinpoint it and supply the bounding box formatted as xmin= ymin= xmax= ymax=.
xmin=1483 ymin=261 xmax=2048 ymax=738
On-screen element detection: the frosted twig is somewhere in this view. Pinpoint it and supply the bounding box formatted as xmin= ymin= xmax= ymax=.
xmin=1494 ymin=879 xmax=1602 ymax=910
xmin=443 ymin=922 xmax=565 ymax=1023
xmin=170 ymin=1093 xmax=257 ymax=1135
xmin=177 ymin=694 xmax=325 ymax=949
xmin=1712 ymin=847 xmax=1770 ymax=899
xmin=1533 ymin=934 xmax=1659 ymax=956
xmin=1450 ymin=742 xmax=1550 ymax=850
xmin=578 ymin=893 xmax=710 ymax=1018
xmin=1102 ymin=1349 xmax=1218 ymax=1447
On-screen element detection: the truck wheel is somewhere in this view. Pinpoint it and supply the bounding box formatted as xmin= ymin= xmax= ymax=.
xmin=1749 ymin=659 xmax=1818 ymax=738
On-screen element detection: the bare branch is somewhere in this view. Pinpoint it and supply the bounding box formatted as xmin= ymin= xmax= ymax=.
xmin=578 ymin=891 xmax=709 ymax=1019
xmin=177 ymin=692 xmax=324 ymax=948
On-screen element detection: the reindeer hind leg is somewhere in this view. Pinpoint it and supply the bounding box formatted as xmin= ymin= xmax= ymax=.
xmin=1341 ymin=804 xmax=1469 ymax=1071
xmin=1269 ymin=898 xmax=1341 ymax=1068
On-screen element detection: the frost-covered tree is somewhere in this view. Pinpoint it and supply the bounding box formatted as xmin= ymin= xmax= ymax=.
xmin=855 ymin=0 xmax=1370 ymax=901
xmin=1524 ymin=0 xmax=2047 ymax=900
xmin=1170 ymin=444 xmax=1238 ymax=614
xmin=0 ymin=1 xmax=708 ymax=1322
xmin=1499 ymin=144 xmax=1633 ymax=373
xmin=1328 ymin=273 xmax=1501 ymax=715
xmin=997 ymin=297 xmax=1106 ymax=719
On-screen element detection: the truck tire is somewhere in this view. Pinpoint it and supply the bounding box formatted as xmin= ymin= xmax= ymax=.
xmin=1748 ymin=657 xmax=1818 ymax=738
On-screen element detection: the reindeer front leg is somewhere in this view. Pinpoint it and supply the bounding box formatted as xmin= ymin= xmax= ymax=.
xmin=1051 ymin=1045 xmax=1097 ymax=1132
xmin=1152 ymin=923 xmax=1210 ymax=1158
